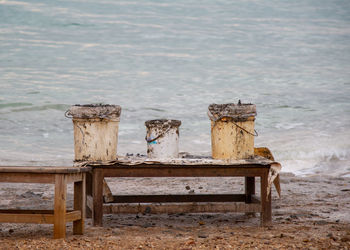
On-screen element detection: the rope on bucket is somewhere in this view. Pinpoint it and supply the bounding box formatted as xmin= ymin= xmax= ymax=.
xmin=145 ymin=126 xmax=172 ymax=143
xmin=231 ymin=121 xmax=258 ymax=137
xmin=64 ymin=110 xmax=73 ymax=118
xmin=211 ymin=119 xmax=258 ymax=137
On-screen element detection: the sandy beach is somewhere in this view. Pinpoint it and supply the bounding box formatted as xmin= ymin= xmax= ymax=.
xmin=0 ymin=172 xmax=349 ymax=249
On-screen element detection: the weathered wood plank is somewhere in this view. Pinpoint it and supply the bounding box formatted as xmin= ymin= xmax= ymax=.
xmin=66 ymin=173 xmax=84 ymax=183
xmin=67 ymin=211 xmax=82 ymax=223
xmin=103 ymin=202 xmax=261 ymax=214
xmin=0 ymin=209 xmax=76 ymax=214
xmin=0 ymin=166 xmax=91 ymax=174
xmin=0 ymin=209 xmax=54 ymax=214
xmin=0 ymin=173 xmax=54 ymax=183
xmin=0 ymin=213 xmax=54 ymax=224
xmin=95 ymin=156 xmax=272 ymax=168
xmin=102 ymin=166 xmax=267 ymax=178
xmin=111 ymin=194 xmax=248 ymax=203
xmin=0 ymin=210 xmax=82 ymax=224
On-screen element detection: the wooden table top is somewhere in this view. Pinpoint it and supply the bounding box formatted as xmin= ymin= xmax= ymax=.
xmin=82 ymin=155 xmax=274 ymax=168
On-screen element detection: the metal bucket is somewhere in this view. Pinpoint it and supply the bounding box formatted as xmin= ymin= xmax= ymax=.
xmin=208 ymin=102 xmax=257 ymax=160
xmin=66 ymin=104 xmax=122 ymax=162
xmin=145 ymin=119 xmax=181 ymax=159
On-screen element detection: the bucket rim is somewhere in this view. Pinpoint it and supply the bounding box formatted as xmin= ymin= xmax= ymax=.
xmin=71 ymin=104 xmax=121 ymax=108
xmin=208 ymin=102 xmax=256 ymax=122
xmin=145 ymin=119 xmax=181 ymax=128
xmin=66 ymin=104 xmax=121 ymax=119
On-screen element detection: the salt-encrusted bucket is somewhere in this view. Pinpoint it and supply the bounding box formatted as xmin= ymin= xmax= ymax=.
xmin=66 ymin=104 xmax=121 ymax=162
xmin=208 ymin=101 xmax=257 ymax=160
xmin=145 ymin=119 xmax=181 ymax=159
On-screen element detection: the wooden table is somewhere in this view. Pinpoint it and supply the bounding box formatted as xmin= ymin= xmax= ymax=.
xmin=0 ymin=166 xmax=90 ymax=239
xmin=87 ymin=156 xmax=275 ymax=227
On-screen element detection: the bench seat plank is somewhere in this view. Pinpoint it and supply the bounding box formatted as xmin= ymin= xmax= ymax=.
xmin=0 ymin=166 xmax=90 ymax=174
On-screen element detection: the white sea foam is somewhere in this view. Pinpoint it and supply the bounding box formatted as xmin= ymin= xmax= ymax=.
xmin=275 ymin=122 xmax=304 ymax=130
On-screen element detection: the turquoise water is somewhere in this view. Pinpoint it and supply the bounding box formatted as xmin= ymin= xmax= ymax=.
xmin=1 ymin=0 xmax=350 ymax=176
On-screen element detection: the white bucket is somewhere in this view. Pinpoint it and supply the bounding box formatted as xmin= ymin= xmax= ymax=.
xmin=145 ymin=119 xmax=181 ymax=159
xmin=66 ymin=104 xmax=122 ymax=162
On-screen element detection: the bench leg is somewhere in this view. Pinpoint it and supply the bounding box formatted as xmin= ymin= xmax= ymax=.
xmin=245 ymin=177 xmax=255 ymax=216
xmin=260 ymin=172 xmax=272 ymax=226
xmin=54 ymin=174 xmax=67 ymax=239
xmin=92 ymin=169 xmax=104 ymax=226
xmin=73 ymin=173 xmax=86 ymax=235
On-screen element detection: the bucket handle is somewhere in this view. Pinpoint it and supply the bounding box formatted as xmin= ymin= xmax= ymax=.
xmin=232 ymin=121 xmax=258 ymax=137
xmin=64 ymin=110 xmax=73 ymax=118
xmin=145 ymin=126 xmax=173 ymax=143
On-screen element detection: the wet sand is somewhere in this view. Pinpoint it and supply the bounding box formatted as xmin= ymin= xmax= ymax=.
xmin=0 ymin=172 xmax=350 ymax=249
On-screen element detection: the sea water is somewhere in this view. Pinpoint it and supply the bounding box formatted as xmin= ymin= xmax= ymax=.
xmin=1 ymin=0 xmax=349 ymax=177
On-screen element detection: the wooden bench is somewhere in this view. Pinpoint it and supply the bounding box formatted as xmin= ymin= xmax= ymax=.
xmin=0 ymin=166 xmax=90 ymax=239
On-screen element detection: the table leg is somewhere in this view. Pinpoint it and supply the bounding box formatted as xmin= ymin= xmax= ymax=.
xmin=245 ymin=177 xmax=255 ymax=216
xmin=245 ymin=177 xmax=255 ymax=203
xmin=260 ymin=172 xmax=272 ymax=226
xmin=92 ymin=169 xmax=104 ymax=226
xmin=73 ymin=173 xmax=86 ymax=235
xmin=54 ymin=174 xmax=67 ymax=239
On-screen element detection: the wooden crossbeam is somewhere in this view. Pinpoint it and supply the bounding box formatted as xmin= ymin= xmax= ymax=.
xmin=103 ymin=202 xmax=261 ymax=214
xmin=110 ymin=194 xmax=256 ymax=203
xmin=0 ymin=212 xmax=54 ymax=224
xmin=0 ymin=210 xmax=81 ymax=224
xmin=66 ymin=211 xmax=82 ymax=222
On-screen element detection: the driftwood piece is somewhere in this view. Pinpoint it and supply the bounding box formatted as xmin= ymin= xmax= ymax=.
xmin=254 ymin=147 xmax=281 ymax=197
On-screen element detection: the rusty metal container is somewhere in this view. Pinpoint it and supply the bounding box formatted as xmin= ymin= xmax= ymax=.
xmin=208 ymin=102 xmax=257 ymax=160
